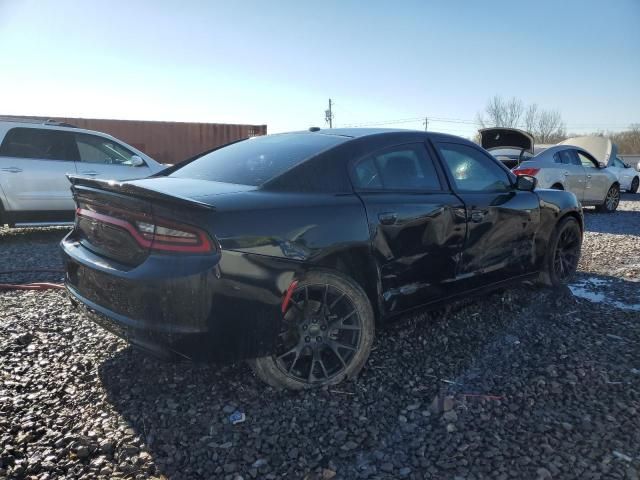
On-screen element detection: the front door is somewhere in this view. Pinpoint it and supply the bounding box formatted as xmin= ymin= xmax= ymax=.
xmin=352 ymin=142 xmax=466 ymax=314
xmin=73 ymin=133 xmax=153 ymax=181
xmin=0 ymin=127 xmax=78 ymax=212
xmin=433 ymin=142 xmax=540 ymax=287
xmin=577 ymin=150 xmax=608 ymax=203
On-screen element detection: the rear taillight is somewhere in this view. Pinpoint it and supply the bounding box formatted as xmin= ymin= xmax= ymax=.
xmin=76 ymin=208 xmax=216 ymax=254
xmin=512 ymin=167 xmax=540 ymax=176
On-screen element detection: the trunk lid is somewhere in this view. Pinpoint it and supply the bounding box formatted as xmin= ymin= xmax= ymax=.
xmin=480 ymin=128 xmax=535 ymax=153
xmin=68 ymin=176 xmax=239 ymax=266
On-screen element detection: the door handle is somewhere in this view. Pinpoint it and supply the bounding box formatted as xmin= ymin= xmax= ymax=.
xmin=378 ymin=212 xmax=398 ymax=225
xmin=81 ymin=171 xmax=99 ymax=176
xmin=563 ymin=171 xmax=569 ymax=176
xmin=1 ymin=167 xmax=22 ymax=173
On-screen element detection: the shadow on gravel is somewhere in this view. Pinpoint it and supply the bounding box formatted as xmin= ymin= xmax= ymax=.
xmin=583 ymin=209 xmax=640 ymax=235
xmin=94 ymin=285 xmax=640 ymax=479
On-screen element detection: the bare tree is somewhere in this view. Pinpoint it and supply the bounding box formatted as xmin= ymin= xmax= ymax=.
xmin=477 ymin=96 xmax=524 ymax=129
xmin=477 ymin=96 xmax=566 ymax=144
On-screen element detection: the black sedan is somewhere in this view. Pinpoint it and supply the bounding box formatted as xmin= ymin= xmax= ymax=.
xmin=61 ymin=128 xmax=583 ymax=389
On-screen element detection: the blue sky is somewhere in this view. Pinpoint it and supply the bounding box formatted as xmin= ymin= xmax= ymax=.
xmin=0 ymin=0 xmax=638 ymax=137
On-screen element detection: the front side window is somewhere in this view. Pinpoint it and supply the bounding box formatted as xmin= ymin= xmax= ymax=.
xmin=75 ymin=133 xmax=140 ymax=166
xmin=436 ymin=143 xmax=511 ymax=192
xmin=0 ymin=127 xmax=76 ymax=161
xmin=577 ymin=151 xmax=597 ymax=168
xmin=352 ymin=143 xmax=442 ymax=191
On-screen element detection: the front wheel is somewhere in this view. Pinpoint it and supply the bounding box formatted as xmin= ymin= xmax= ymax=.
xmin=249 ymin=271 xmax=375 ymax=390
xmin=630 ymin=176 xmax=639 ymax=194
xmin=595 ymin=184 xmax=620 ymax=213
xmin=538 ymin=216 xmax=582 ymax=287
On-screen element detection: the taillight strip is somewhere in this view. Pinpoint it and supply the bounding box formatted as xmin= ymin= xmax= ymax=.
xmin=76 ymin=208 xmax=214 ymax=253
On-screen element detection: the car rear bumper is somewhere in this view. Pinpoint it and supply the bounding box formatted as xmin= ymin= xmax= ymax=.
xmin=61 ymin=233 xmax=296 ymax=361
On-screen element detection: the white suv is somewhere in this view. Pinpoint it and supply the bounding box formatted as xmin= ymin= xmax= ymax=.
xmin=0 ymin=118 xmax=165 ymax=227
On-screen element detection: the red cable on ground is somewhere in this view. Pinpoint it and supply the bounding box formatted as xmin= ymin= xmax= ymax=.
xmin=0 ymin=282 xmax=65 ymax=291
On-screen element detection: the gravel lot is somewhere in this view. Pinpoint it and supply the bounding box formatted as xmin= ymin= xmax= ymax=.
xmin=1 ymin=197 xmax=639 ymax=480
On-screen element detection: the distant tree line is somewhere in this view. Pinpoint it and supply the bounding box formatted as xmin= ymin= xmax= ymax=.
xmin=476 ymin=96 xmax=640 ymax=153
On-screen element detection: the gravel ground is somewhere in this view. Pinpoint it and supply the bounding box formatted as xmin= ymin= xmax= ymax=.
xmin=1 ymin=196 xmax=639 ymax=480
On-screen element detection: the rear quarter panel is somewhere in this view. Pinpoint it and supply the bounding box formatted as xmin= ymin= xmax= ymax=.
xmin=533 ymin=188 xmax=583 ymax=268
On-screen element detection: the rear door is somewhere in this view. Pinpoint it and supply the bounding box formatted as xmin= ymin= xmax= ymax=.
xmin=0 ymin=127 xmax=78 ymax=212
xmin=74 ymin=132 xmax=153 ymax=181
xmin=352 ymin=142 xmax=466 ymax=314
xmin=610 ymin=157 xmax=632 ymax=190
xmin=555 ymin=149 xmax=585 ymax=200
xmin=434 ymin=142 xmax=540 ymax=286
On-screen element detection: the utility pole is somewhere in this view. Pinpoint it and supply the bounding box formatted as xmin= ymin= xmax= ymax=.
xmin=325 ymin=99 xmax=334 ymax=128
xmin=423 ymin=116 xmax=428 ymax=131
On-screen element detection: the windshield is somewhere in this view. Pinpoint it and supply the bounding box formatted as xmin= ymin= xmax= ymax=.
xmin=169 ymin=133 xmax=347 ymax=186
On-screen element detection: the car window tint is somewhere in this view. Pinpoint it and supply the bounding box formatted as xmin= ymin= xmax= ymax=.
xmin=170 ymin=133 xmax=347 ymax=186
xmin=436 ymin=143 xmax=511 ymax=192
xmin=353 ymin=143 xmax=441 ymax=191
xmin=75 ymin=133 xmax=138 ymax=166
xmin=557 ymin=150 xmax=574 ymax=165
xmin=353 ymin=156 xmax=383 ymax=189
xmin=0 ymin=127 xmax=77 ymax=161
xmin=577 ymin=152 xmax=597 ymax=168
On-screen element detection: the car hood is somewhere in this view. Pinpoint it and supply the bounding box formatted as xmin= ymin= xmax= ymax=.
xmin=480 ymin=128 xmax=534 ymax=154
xmin=558 ymin=136 xmax=616 ymax=164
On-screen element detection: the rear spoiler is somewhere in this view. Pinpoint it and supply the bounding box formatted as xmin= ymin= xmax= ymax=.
xmin=66 ymin=175 xmax=215 ymax=211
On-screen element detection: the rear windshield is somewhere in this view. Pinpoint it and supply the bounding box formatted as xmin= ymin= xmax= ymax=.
xmin=169 ymin=133 xmax=348 ymax=186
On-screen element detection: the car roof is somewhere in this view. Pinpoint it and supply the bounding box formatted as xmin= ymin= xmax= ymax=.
xmin=286 ymin=127 xmax=473 ymax=143
xmin=0 ymin=119 xmax=122 ymax=142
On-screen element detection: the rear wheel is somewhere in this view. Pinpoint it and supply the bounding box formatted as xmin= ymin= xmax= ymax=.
xmin=595 ymin=184 xmax=620 ymax=213
xmin=631 ymin=177 xmax=639 ymax=194
xmin=538 ymin=216 xmax=582 ymax=287
xmin=249 ymin=271 xmax=374 ymax=390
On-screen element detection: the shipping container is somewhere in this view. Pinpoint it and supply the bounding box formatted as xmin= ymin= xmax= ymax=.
xmin=1 ymin=115 xmax=267 ymax=164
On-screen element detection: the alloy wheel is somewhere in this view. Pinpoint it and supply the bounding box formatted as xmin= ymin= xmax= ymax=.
xmin=553 ymin=225 xmax=581 ymax=281
xmin=274 ymin=284 xmax=362 ymax=384
xmin=605 ymin=186 xmax=620 ymax=211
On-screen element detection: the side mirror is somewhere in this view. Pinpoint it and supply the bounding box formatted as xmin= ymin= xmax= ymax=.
xmin=516 ymin=174 xmax=537 ymax=192
xmin=624 ymin=163 xmax=631 ymax=169
xmin=130 ymin=155 xmax=145 ymax=167
xmin=598 ymin=161 xmax=606 ymax=169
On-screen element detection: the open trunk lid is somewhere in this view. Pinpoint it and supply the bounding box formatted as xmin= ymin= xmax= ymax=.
xmin=480 ymin=128 xmax=535 ymax=153
xmin=68 ymin=176 xmax=226 ymax=267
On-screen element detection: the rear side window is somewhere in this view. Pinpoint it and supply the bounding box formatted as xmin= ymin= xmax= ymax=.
xmin=169 ymin=134 xmax=348 ymax=186
xmin=436 ymin=142 xmax=511 ymax=192
xmin=555 ymin=150 xmax=575 ymax=165
xmin=352 ymin=143 xmax=442 ymax=191
xmin=0 ymin=127 xmax=77 ymax=161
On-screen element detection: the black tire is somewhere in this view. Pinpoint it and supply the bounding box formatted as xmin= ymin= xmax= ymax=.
xmin=630 ymin=177 xmax=639 ymax=194
xmin=551 ymin=183 xmax=564 ymax=190
xmin=595 ymin=184 xmax=620 ymax=213
xmin=249 ymin=270 xmax=375 ymax=390
xmin=538 ymin=216 xmax=582 ymax=287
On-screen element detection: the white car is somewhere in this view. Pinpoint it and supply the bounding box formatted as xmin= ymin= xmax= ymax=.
xmin=0 ymin=118 xmax=165 ymax=227
xmin=558 ymin=136 xmax=639 ymax=193
xmin=481 ymin=128 xmax=621 ymax=212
